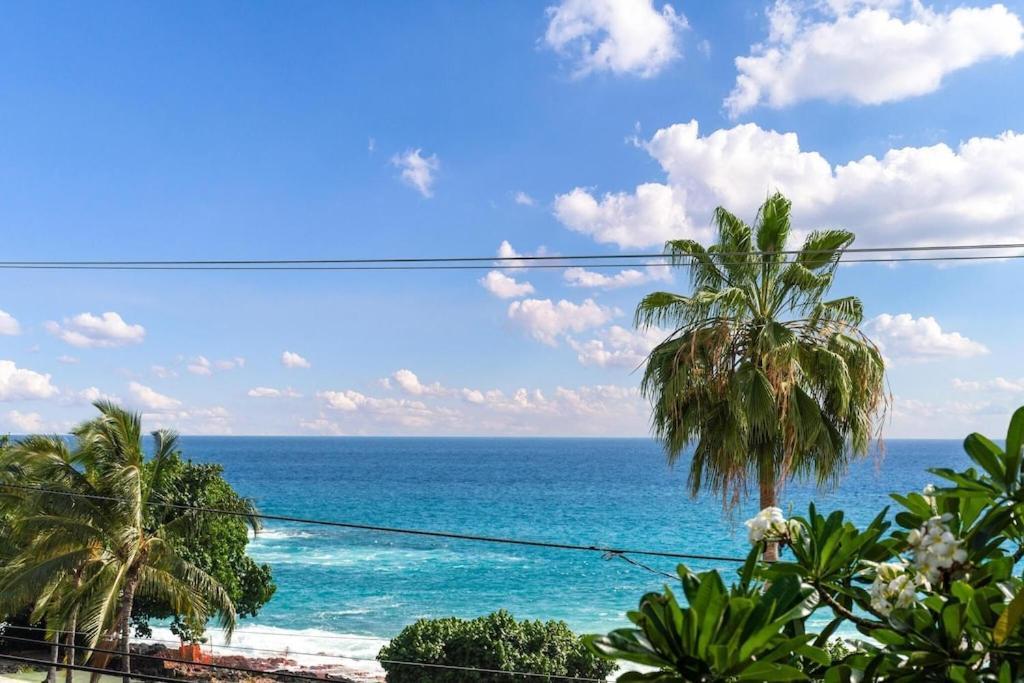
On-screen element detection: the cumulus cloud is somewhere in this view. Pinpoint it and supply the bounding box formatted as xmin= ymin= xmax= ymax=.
xmin=392 ymin=148 xmax=440 ymax=197
xmin=555 ymin=119 xmax=1024 ymax=248
xmin=867 ymin=313 xmax=988 ymax=361
xmin=281 ymin=351 xmax=311 ymax=369
xmin=391 ymin=369 xmax=446 ymax=396
xmin=312 ymin=380 xmax=647 ymax=435
xmin=65 ymin=386 xmax=121 ymax=405
xmin=45 ymin=312 xmax=145 ymax=348
xmin=142 ymin=405 xmax=233 ymax=435
xmin=727 ymin=1 xmax=1024 ymax=117
xmin=507 ymin=298 xmax=618 ymax=345
xmin=514 ymin=191 xmax=537 ymax=206
xmin=568 ymin=325 xmax=664 ymax=367
xmin=554 ymin=183 xmax=699 ymax=249
xmin=187 ymin=355 xmax=245 ymax=376
xmin=479 ymin=271 xmax=536 ymax=299
xmin=952 ymin=377 xmax=1024 ymax=393
xmin=0 ymin=310 xmax=21 ymax=336
xmin=247 ymin=386 xmax=302 ymax=398
xmin=6 ymin=410 xmax=43 ymax=432
xmin=0 ymin=360 xmax=58 ymax=401
xmin=544 ymin=0 xmax=687 ymax=77
xmin=127 ymin=382 xmax=182 ymax=411
xmin=563 ymin=265 xmax=669 ymax=289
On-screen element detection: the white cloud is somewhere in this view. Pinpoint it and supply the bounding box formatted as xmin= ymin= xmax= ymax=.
xmin=45 ymin=312 xmax=145 ymax=348
xmin=727 ymin=1 xmax=1024 ymax=117
xmin=141 ymin=405 xmax=233 ymax=435
xmin=281 ymin=351 xmax=311 ymax=369
xmin=187 ymin=356 xmax=213 ymax=376
xmin=544 ymin=0 xmax=687 ymax=77
xmin=0 ymin=310 xmax=21 ymax=336
xmin=556 ymin=119 xmax=1024 ymax=248
xmin=569 ymin=325 xmax=664 ymax=367
xmin=127 ymin=381 xmax=182 ymax=411
xmin=479 ymin=271 xmax=536 ymax=299
xmin=299 ymin=415 xmax=346 ymax=436
xmin=514 ymin=191 xmax=537 ymax=206
xmin=391 ymin=369 xmax=446 ymax=396
xmin=62 ymin=386 xmax=121 ymax=406
xmin=57 ymin=355 xmax=79 ymax=365
xmin=392 ymin=148 xmax=440 ymax=197
xmin=554 ymin=183 xmax=699 ymax=249
xmin=215 ymin=357 xmax=245 ymax=371
xmin=952 ymin=377 xmax=1024 ymax=393
xmin=188 ymin=355 xmax=245 ymax=375
xmin=6 ymin=410 xmax=43 ymax=433
xmin=867 ymin=313 xmax=988 ymax=361
xmin=0 ymin=360 xmax=58 ymax=401
xmin=507 ymin=298 xmax=617 ymax=345
xmin=313 ymin=380 xmax=648 ymax=435
xmin=151 ymin=365 xmax=178 ymax=379
xmin=563 ymin=265 xmax=669 ymax=288
xmin=247 ymin=386 xmax=302 ymax=398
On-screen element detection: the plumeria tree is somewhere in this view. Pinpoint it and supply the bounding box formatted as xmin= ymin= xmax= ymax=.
xmin=588 ymin=406 xmax=1024 ymax=681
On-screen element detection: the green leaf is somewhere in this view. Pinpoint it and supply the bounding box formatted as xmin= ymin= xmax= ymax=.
xmin=1005 ymin=406 xmax=1024 ymax=487
xmin=994 ymin=584 xmax=1024 ymax=645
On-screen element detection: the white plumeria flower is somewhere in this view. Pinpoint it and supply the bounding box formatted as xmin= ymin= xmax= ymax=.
xmin=907 ymin=513 xmax=967 ymax=583
xmin=744 ymin=507 xmax=791 ymax=544
xmin=869 ymin=562 xmax=924 ymax=616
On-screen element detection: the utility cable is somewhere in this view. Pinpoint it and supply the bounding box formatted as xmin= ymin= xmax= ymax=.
xmin=0 ymin=483 xmax=747 ymax=563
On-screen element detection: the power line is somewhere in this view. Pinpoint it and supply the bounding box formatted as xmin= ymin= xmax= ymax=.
xmin=0 ymin=653 xmax=185 ymax=683
xmin=0 ymin=252 xmax=1022 ymax=271
xmin=0 ymin=482 xmax=748 ymax=563
xmin=0 ymin=634 xmax=610 ymax=682
xmin=0 ymin=240 xmax=1021 ymax=267
xmin=0 ymin=635 xmax=331 ymax=683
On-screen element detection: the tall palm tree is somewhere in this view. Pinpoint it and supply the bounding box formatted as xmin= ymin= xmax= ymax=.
xmin=0 ymin=402 xmax=237 ymax=683
xmin=635 ymin=192 xmax=886 ymax=559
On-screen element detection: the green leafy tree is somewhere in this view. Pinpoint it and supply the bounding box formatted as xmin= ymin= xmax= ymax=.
xmin=0 ymin=402 xmax=238 ymax=683
xmin=589 ymin=406 xmax=1024 ymax=681
xmin=635 ymin=192 xmax=886 ymax=558
xmin=131 ymin=453 xmax=275 ymax=642
xmin=379 ymin=610 xmax=614 ymax=682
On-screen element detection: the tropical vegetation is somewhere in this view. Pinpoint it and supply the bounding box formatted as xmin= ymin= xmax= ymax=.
xmin=0 ymin=401 xmax=272 ymax=683
xmin=635 ymin=191 xmax=887 ymax=559
xmin=587 ymin=406 xmax=1024 ymax=681
xmin=378 ymin=609 xmax=614 ymax=682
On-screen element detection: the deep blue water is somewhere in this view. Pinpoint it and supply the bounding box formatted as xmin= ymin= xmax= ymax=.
xmin=170 ymin=436 xmax=969 ymax=652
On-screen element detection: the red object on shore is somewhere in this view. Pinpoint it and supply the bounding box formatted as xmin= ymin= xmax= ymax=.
xmin=178 ymin=642 xmax=211 ymax=663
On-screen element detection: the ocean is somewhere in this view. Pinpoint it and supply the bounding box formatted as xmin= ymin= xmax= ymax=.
xmin=157 ymin=437 xmax=970 ymax=675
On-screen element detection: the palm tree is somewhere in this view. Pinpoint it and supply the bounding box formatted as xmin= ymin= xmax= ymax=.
xmin=635 ymin=192 xmax=887 ymax=560
xmin=0 ymin=402 xmax=237 ymax=683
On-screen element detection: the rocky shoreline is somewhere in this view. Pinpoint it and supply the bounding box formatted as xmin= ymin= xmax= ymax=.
xmin=0 ymin=643 xmax=385 ymax=683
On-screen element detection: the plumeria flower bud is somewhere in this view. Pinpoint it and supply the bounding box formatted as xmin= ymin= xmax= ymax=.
xmin=744 ymin=507 xmax=791 ymax=544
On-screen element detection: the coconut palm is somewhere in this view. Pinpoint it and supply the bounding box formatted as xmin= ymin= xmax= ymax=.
xmin=0 ymin=402 xmax=237 ymax=683
xmin=635 ymin=192 xmax=887 ymax=559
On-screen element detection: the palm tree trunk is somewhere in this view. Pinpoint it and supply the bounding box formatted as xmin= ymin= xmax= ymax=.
xmin=117 ymin=570 xmax=141 ymax=683
xmin=46 ymin=626 xmax=59 ymax=683
xmin=759 ymin=462 xmax=779 ymax=562
xmin=64 ymin=607 xmax=79 ymax=683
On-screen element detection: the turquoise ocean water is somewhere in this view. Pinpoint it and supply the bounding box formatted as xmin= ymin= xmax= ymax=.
xmin=164 ymin=437 xmax=968 ymax=671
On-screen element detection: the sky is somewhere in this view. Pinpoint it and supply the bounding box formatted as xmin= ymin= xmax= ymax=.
xmin=0 ymin=0 xmax=1023 ymax=438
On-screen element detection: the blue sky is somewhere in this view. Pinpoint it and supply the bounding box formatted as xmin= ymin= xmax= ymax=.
xmin=0 ymin=0 xmax=1023 ymax=437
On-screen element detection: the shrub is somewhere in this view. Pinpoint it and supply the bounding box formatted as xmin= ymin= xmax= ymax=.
xmin=378 ymin=610 xmax=615 ymax=682
xmin=588 ymin=405 xmax=1024 ymax=681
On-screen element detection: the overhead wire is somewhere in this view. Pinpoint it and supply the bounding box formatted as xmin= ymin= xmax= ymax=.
xmin=0 ymin=633 xmax=610 ymax=681
xmin=0 ymin=252 xmax=1021 ymax=271
xmin=0 ymin=239 xmax=1022 ymax=266
xmin=0 ymin=483 xmax=749 ymax=563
